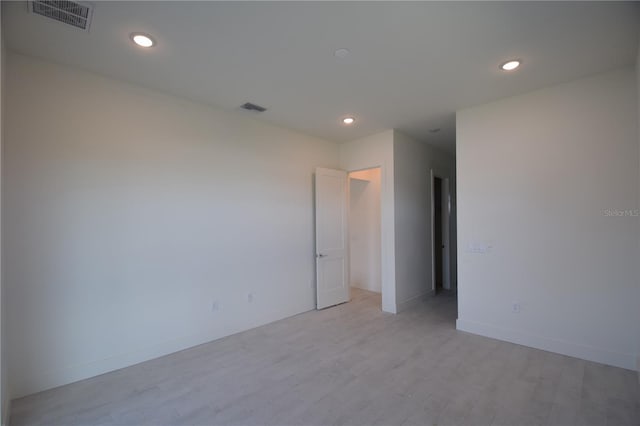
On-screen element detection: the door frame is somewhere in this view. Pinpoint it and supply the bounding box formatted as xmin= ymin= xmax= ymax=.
xmin=430 ymin=169 xmax=451 ymax=291
xmin=346 ymin=164 xmax=392 ymax=312
xmin=321 ymin=161 xmax=395 ymax=314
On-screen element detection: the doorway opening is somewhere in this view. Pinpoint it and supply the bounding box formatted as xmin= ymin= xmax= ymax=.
xmin=431 ymin=171 xmax=453 ymax=296
xmin=434 ymin=176 xmax=444 ymax=293
xmin=348 ymin=167 xmax=382 ymax=308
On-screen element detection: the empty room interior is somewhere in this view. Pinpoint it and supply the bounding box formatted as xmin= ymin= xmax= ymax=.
xmin=0 ymin=1 xmax=639 ymax=425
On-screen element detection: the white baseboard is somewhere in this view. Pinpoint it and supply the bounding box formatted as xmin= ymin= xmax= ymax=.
xmin=456 ymin=318 xmax=636 ymax=371
xmin=12 ymin=305 xmax=313 ymax=398
xmin=396 ymin=290 xmax=435 ymax=313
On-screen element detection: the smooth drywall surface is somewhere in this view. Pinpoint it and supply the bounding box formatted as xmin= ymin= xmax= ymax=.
xmin=457 ymin=67 xmax=638 ymax=370
xmin=340 ymin=130 xmax=396 ymax=312
xmin=392 ymin=130 xmax=456 ymax=311
xmin=349 ymin=168 xmax=381 ymax=293
xmin=637 ymin=41 xmax=640 ymax=377
xmin=0 ymin=5 xmax=6 ymax=423
xmin=5 ymin=53 xmax=340 ymax=397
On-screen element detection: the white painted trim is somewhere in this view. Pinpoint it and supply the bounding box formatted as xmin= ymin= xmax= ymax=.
xmin=456 ymin=318 xmax=636 ymax=371
xmin=11 ymin=306 xmax=311 ymax=398
xmin=396 ymin=290 xmax=435 ymax=313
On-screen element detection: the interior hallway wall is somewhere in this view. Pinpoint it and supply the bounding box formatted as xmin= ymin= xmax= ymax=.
xmin=340 ymin=130 xmax=457 ymax=313
xmin=636 ymin=39 xmax=640 ymax=377
xmin=393 ymin=130 xmax=456 ymax=312
xmin=340 ymin=130 xmax=396 ymax=313
xmin=349 ymin=168 xmax=381 ymax=293
xmin=0 ymin=4 xmax=7 ymax=423
xmin=5 ymin=52 xmax=340 ymax=397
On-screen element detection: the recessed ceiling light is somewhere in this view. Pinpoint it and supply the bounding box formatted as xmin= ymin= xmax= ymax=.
xmin=342 ymin=117 xmax=355 ymax=125
xmin=130 ymin=33 xmax=155 ymax=48
xmin=500 ymin=60 xmax=521 ymax=71
xmin=334 ymin=48 xmax=351 ymax=59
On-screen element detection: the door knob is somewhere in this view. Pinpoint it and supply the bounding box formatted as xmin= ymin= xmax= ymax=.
xmin=317 ymin=253 xmax=327 ymax=258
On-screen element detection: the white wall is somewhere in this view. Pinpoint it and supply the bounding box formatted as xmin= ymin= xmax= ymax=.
xmin=340 ymin=130 xmax=396 ymax=312
xmin=636 ymin=41 xmax=640 ymax=377
xmin=457 ymin=67 xmax=639 ymax=370
xmin=393 ymin=130 xmax=456 ymax=311
xmin=5 ymin=52 xmax=340 ymax=397
xmin=0 ymin=5 xmax=6 ymax=424
xmin=349 ymin=168 xmax=381 ymax=293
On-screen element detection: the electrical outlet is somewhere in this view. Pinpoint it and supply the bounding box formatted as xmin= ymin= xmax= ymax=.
xmin=247 ymin=293 xmax=254 ymax=303
xmin=512 ymin=302 xmax=521 ymax=313
xmin=211 ymin=301 xmax=220 ymax=312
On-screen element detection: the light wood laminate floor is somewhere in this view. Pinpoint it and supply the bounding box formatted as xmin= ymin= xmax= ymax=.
xmin=10 ymin=289 xmax=640 ymax=426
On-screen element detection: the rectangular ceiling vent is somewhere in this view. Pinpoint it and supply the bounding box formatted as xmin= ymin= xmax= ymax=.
xmin=29 ymin=1 xmax=94 ymax=31
xmin=240 ymin=102 xmax=267 ymax=113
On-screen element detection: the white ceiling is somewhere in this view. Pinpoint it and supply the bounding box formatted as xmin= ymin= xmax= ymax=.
xmin=4 ymin=1 xmax=639 ymax=152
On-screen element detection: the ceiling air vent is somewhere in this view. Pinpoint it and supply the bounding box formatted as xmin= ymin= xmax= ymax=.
xmin=29 ymin=1 xmax=94 ymax=31
xmin=240 ymin=102 xmax=267 ymax=113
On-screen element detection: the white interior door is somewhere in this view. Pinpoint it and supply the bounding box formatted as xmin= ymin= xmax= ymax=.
xmin=315 ymin=167 xmax=349 ymax=309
